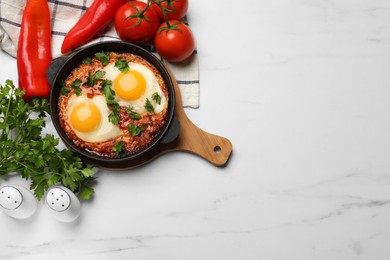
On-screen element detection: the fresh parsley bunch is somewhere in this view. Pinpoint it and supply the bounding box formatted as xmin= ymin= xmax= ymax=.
xmin=0 ymin=80 xmax=95 ymax=200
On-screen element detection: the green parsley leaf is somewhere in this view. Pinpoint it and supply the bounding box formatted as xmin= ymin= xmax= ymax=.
xmin=81 ymin=168 xmax=95 ymax=178
xmin=113 ymin=141 xmax=126 ymax=156
xmin=130 ymin=112 xmax=141 ymax=120
xmin=110 ymin=102 xmax=121 ymax=113
xmin=85 ymin=72 xmax=94 ymax=86
xmin=101 ymin=83 xmax=115 ymax=100
xmin=95 ymin=52 xmax=110 ymax=66
xmin=95 ymin=70 xmax=105 ymax=80
xmin=78 ymin=183 xmax=95 ymax=200
xmin=126 ymin=106 xmax=141 ymax=120
xmin=72 ymin=79 xmax=82 ymax=87
xmin=60 ymin=81 xmax=71 ymax=96
xmin=61 ymin=174 xmax=79 ymax=191
xmin=108 ymin=111 xmax=121 ymax=125
xmin=82 ymin=57 xmax=92 ymax=64
xmin=152 ymin=92 xmax=161 ymax=105
xmin=72 ymin=79 xmax=82 ymax=95
xmin=100 ymin=79 xmax=112 ymax=89
xmin=115 ymin=57 xmax=130 ymax=73
xmin=102 ymin=84 xmax=119 ymax=109
xmin=31 ymin=181 xmax=48 ymax=201
xmin=126 ymin=106 xmax=134 ymax=114
xmin=129 ymin=122 xmax=144 ymax=137
xmin=101 ymin=81 xmax=121 ymax=125
xmin=47 ymin=174 xmax=60 ymax=186
xmin=85 ymin=70 xmax=105 ymax=86
xmin=144 ymin=98 xmax=155 ymax=114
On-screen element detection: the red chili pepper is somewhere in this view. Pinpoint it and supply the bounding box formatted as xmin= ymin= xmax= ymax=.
xmin=61 ymin=0 xmax=127 ymax=54
xmin=17 ymin=0 xmax=52 ymax=101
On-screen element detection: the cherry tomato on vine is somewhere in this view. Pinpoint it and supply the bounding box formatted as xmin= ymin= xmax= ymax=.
xmin=114 ymin=1 xmax=159 ymax=44
xmin=151 ymin=0 xmax=188 ymax=21
xmin=154 ymin=20 xmax=195 ymax=62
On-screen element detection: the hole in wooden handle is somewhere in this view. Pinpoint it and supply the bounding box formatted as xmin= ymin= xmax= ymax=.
xmin=214 ymin=146 xmax=222 ymax=154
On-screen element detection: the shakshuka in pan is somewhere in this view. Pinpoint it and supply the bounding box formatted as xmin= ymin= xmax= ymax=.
xmin=57 ymin=52 xmax=169 ymax=158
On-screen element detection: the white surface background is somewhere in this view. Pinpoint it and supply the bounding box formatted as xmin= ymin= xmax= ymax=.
xmin=1 ymin=0 xmax=390 ymax=259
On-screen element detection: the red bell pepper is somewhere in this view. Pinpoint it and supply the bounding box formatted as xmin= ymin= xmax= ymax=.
xmin=61 ymin=0 xmax=127 ymax=54
xmin=17 ymin=0 xmax=52 ymax=101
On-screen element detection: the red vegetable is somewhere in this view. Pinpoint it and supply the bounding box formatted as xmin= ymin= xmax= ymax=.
xmin=114 ymin=1 xmax=159 ymax=44
xmin=154 ymin=20 xmax=195 ymax=62
xmin=151 ymin=0 xmax=188 ymax=21
xmin=17 ymin=0 xmax=52 ymax=101
xmin=61 ymin=0 xmax=126 ymax=54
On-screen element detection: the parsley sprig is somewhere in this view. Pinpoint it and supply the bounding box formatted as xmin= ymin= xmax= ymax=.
xmin=0 ymin=80 xmax=95 ymax=200
xmin=152 ymin=92 xmax=161 ymax=105
xmin=113 ymin=141 xmax=126 ymax=157
xmin=126 ymin=106 xmax=141 ymax=120
xmin=85 ymin=70 xmax=105 ymax=87
xmin=144 ymin=98 xmax=155 ymax=114
xmin=129 ymin=122 xmax=144 ymax=137
xmin=72 ymin=79 xmax=82 ymax=95
xmin=101 ymin=79 xmax=121 ymax=125
xmin=95 ymin=52 xmax=110 ymax=66
xmin=115 ymin=57 xmax=130 ymax=73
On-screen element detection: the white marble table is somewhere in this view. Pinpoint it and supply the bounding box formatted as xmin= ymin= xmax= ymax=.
xmin=1 ymin=0 xmax=390 ymax=259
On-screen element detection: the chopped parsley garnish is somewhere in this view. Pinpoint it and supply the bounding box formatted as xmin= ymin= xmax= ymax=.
xmin=101 ymin=81 xmax=121 ymax=125
xmin=95 ymin=70 xmax=105 ymax=79
xmin=129 ymin=122 xmax=144 ymax=137
xmin=102 ymin=82 xmax=116 ymax=106
xmin=152 ymin=92 xmax=161 ymax=105
xmin=71 ymin=79 xmax=82 ymax=96
xmin=108 ymin=111 xmax=121 ymax=125
xmin=60 ymin=81 xmax=70 ymax=96
xmin=100 ymin=79 xmax=112 ymax=89
xmin=94 ymin=52 xmax=110 ymax=66
xmin=126 ymin=106 xmax=134 ymax=114
xmin=126 ymin=106 xmax=141 ymax=120
xmin=85 ymin=70 xmax=105 ymax=86
xmin=144 ymin=98 xmax=155 ymax=114
xmin=85 ymin=72 xmax=94 ymax=86
xmin=130 ymin=113 xmax=141 ymax=120
xmin=115 ymin=57 xmax=129 ymax=73
xmin=113 ymin=141 xmax=126 ymax=156
xmin=82 ymin=57 xmax=92 ymax=64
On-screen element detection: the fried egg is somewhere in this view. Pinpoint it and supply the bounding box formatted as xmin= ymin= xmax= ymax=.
xmin=66 ymin=95 xmax=121 ymax=142
xmin=103 ymin=62 xmax=167 ymax=114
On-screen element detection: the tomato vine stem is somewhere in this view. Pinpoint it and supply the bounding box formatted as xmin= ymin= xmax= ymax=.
xmin=152 ymin=0 xmax=173 ymax=27
xmin=124 ymin=0 xmax=152 ymax=25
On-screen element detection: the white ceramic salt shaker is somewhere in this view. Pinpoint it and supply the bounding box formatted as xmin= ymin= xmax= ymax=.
xmin=0 ymin=184 xmax=37 ymax=219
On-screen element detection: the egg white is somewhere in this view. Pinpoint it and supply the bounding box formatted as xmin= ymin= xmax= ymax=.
xmin=66 ymin=95 xmax=121 ymax=143
xmin=103 ymin=62 xmax=167 ymax=114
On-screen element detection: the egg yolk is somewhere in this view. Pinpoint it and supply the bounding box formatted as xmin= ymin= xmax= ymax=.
xmin=114 ymin=70 xmax=146 ymax=101
xmin=70 ymin=102 xmax=101 ymax=132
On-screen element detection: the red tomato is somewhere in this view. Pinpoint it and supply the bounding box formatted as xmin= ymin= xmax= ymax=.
xmin=154 ymin=20 xmax=195 ymax=62
xmin=114 ymin=1 xmax=159 ymax=44
xmin=151 ymin=0 xmax=188 ymax=21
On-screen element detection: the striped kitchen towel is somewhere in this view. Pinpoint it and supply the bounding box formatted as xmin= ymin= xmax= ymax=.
xmin=0 ymin=0 xmax=199 ymax=108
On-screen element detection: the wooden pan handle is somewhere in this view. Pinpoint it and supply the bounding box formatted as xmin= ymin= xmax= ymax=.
xmin=172 ymin=118 xmax=233 ymax=166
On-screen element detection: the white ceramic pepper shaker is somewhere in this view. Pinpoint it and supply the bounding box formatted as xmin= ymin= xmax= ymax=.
xmin=45 ymin=186 xmax=81 ymax=222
